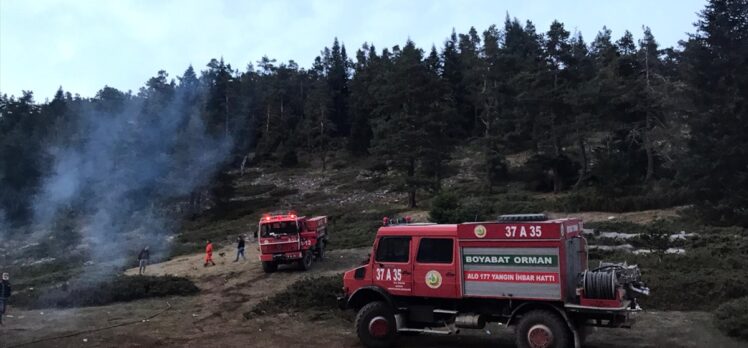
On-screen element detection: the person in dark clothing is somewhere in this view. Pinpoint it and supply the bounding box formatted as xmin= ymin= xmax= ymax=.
xmin=138 ymin=246 xmax=150 ymax=275
xmin=234 ymin=236 xmax=246 ymax=262
xmin=1 ymin=272 xmax=11 ymax=325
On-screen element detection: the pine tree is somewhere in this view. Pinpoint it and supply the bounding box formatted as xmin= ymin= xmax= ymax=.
xmin=681 ymin=0 xmax=748 ymax=225
xmin=371 ymin=41 xmax=454 ymax=207
xmin=303 ymin=57 xmax=336 ymax=169
xmin=348 ymin=44 xmax=377 ymax=156
xmin=325 ymin=38 xmax=351 ymax=136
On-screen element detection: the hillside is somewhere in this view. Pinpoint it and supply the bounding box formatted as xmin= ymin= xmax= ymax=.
xmin=2 ymin=146 xmax=747 ymax=347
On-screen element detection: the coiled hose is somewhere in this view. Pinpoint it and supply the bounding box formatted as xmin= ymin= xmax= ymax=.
xmin=582 ymin=270 xmax=617 ymax=300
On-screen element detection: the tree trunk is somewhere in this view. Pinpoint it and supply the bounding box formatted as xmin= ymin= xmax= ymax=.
xmin=265 ymin=105 xmax=270 ymax=134
xmin=407 ymin=157 xmax=417 ymax=208
xmin=240 ymin=155 xmax=248 ymax=176
xmin=644 ymin=121 xmax=654 ymax=183
xmin=574 ymin=135 xmax=588 ymax=189
xmin=485 ymin=137 xmax=492 ymax=193
xmin=643 ymin=45 xmax=654 ymax=183
xmin=552 ymin=167 xmax=562 ymax=193
xmin=224 ymin=94 xmax=229 ymax=138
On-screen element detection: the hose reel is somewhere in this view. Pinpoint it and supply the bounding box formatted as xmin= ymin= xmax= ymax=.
xmin=582 ymin=269 xmax=617 ymax=300
xmin=580 ymin=262 xmax=649 ymax=300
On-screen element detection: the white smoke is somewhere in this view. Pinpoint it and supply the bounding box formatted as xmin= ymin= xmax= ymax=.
xmin=32 ymin=81 xmax=231 ymax=268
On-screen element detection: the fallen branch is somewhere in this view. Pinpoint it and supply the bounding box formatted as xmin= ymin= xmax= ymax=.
xmin=7 ymin=301 xmax=172 ymax=348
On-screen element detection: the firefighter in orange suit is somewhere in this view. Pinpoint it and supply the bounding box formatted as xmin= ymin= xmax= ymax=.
xmin=204 ymin=240 xmax=216 ymax=267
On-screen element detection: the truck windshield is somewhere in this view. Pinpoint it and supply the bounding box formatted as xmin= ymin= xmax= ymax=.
xmin=260 ymin=221 xmax=299 ymax=237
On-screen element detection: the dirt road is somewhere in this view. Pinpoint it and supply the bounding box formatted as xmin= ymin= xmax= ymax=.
xmin=1 ymin=244 xmax=743 ymax=348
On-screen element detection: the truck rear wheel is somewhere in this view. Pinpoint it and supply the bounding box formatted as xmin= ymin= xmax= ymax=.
xmin=261 ymin=261 xmax=277 ymax=273
xmin=515 ymin=310 xmax=570 ymax=348
xmin=298 ymin=251 xmax=313 ymax=271
xmin=355 ymin=301 xmax=396 ymax=348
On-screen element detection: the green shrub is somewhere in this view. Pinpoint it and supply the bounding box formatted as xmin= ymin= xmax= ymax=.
xmin=556 ymin=188 xmax=692 ymax=213
xmin=327 ymin=207 xmax=403 ymax=250
xmin=429 ymin=191 xmax=462 ymax=223
xmin=429 ymin=192 xmax=494 ymax=223
xmin=516 ymin=154 xmax=578 ymax=192
xmin=237 ymin=184 xmax=277 ymax=196
xmin=430 ymin=191 xmax=552 ymax=224
xmin=589 ymin=232 xmax=748 ymax=311
xmin=13 ymin=275 xmax=199 ymax=309
xmin=494 ymin=199 xmax=549 ymax=215
xmin=246 ymin=274 xmax=342 ymax=318
xmin=714 ymin=297 xmax=748 ymax=340
xmin=584 ymin=221 xmax=649 ymax=234
xmin=280 ymin=148 xmax=298 ymax=167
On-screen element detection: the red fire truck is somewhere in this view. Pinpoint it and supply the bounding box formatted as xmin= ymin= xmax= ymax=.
xmin=338 ymin=214 xmax=648 ymax=348
xmin=258 ymin=211 xmax=328 ymax=273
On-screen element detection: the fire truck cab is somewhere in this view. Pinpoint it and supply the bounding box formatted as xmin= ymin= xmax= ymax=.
xmin=338 ymin=214 xmax=648 ymax=348
xmin=258 ymin=211 xmax=328 ymax=273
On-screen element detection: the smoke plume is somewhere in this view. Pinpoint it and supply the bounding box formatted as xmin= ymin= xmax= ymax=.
xmin=32 ymin=81 xmax=231 ymax=268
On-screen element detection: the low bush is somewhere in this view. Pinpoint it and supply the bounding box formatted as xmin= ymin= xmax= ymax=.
xmin=714 ymin=297 xmax=748 ymax=340
xmin=584 ymin=221 xmax=649 ymax=234
xmin=236 ymin=184 xmax=277 ymax=197
xmin=494 ymin=198 xmax=550 ymax=215
xmin=589 ymin=230 xmax=748 ymax=311
xmin=429 ymin=191 xmax=465 ymax=223
xmin=280 ymin=148 xmax=298 ymax=167
xmin=327 ymin=207 xmax=404 ymax=250
xmin=13 ymin=275 xmax=199 ymax=309
xmin=556 ymin=188 xmax=692 ymax=213
xmin=430 ymin=191 xmax=549 ymax=223
xmin=246 ymin=274 xmax=342 ymax=318
xmin=430 ymin=193 xmax=495 ymax=223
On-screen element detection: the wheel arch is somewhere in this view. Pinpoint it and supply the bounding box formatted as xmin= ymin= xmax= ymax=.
xmin=347 ymin=286 xmax=394 ymax=311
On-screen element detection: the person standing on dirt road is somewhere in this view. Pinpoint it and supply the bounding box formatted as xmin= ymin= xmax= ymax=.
xmin=0 ymin=272 xmax=11 ymax=325
xmin=234 ymin=236 xmax=246 ymax=262
xmin=138 ymin=246 xmax=150 ymax=275
xmin=204 ymin=240 xmax=216 ymax=267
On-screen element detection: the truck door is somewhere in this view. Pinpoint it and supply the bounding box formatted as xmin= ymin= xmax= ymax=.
xmin=373 ymin=236 xmax=413 ymax=296
xmin=413 ymin=237 xmax=459 ymax=298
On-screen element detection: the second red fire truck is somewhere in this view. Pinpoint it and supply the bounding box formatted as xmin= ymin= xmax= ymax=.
xmin=258 ymin=211 xmax=328 ymax=273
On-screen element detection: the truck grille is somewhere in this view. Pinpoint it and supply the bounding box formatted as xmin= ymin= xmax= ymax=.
xmin=261 ymin=242 xmax=297 ymax=254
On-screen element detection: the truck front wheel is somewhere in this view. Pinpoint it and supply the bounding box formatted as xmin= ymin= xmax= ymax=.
xmin=515 ymin=310 xmax=570 ymax=348
xmin=298 ymin=251 xmax=313 ymax=271
xmin=261 ymin=261 xmax=277 ymax=273
xmin=355 ymin=301 xmax=396 ymax=348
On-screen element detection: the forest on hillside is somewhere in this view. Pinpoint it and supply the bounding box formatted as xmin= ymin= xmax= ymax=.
xmin=1 ymin=0 xmax=746 ymax=229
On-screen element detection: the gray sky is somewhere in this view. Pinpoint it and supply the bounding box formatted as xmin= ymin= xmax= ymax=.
xmin=0 ymin=0 xmax=706 ymax=100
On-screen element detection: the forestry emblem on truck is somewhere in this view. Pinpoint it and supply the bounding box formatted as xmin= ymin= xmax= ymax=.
xmin=425 ymin=270 xmax=442 ymax=289
xmin=473 ymin=224 xmax=487 ymax=238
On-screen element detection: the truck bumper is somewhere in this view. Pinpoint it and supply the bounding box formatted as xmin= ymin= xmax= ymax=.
xmin=259 ymin=251 xmax=303 ymax=262
xmin=565 ymin=301 xmax=642 ymax=328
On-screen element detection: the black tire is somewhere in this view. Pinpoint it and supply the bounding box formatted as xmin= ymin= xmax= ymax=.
xmin=261 ymin=261 xmax=277 ymax=273
xmin=298 ymin=251 xmax=313 ymax=271
xmin=515 ymin=310 xmax=571 ymax=348
xmin=316 ymin=240 xmax=326 ymax=260
xmin=355 ymin=301 xmax=397 ymax=348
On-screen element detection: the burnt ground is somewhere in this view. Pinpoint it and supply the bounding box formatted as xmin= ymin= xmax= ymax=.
xmin=1 ymin=244 xmax=744 ymax=348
